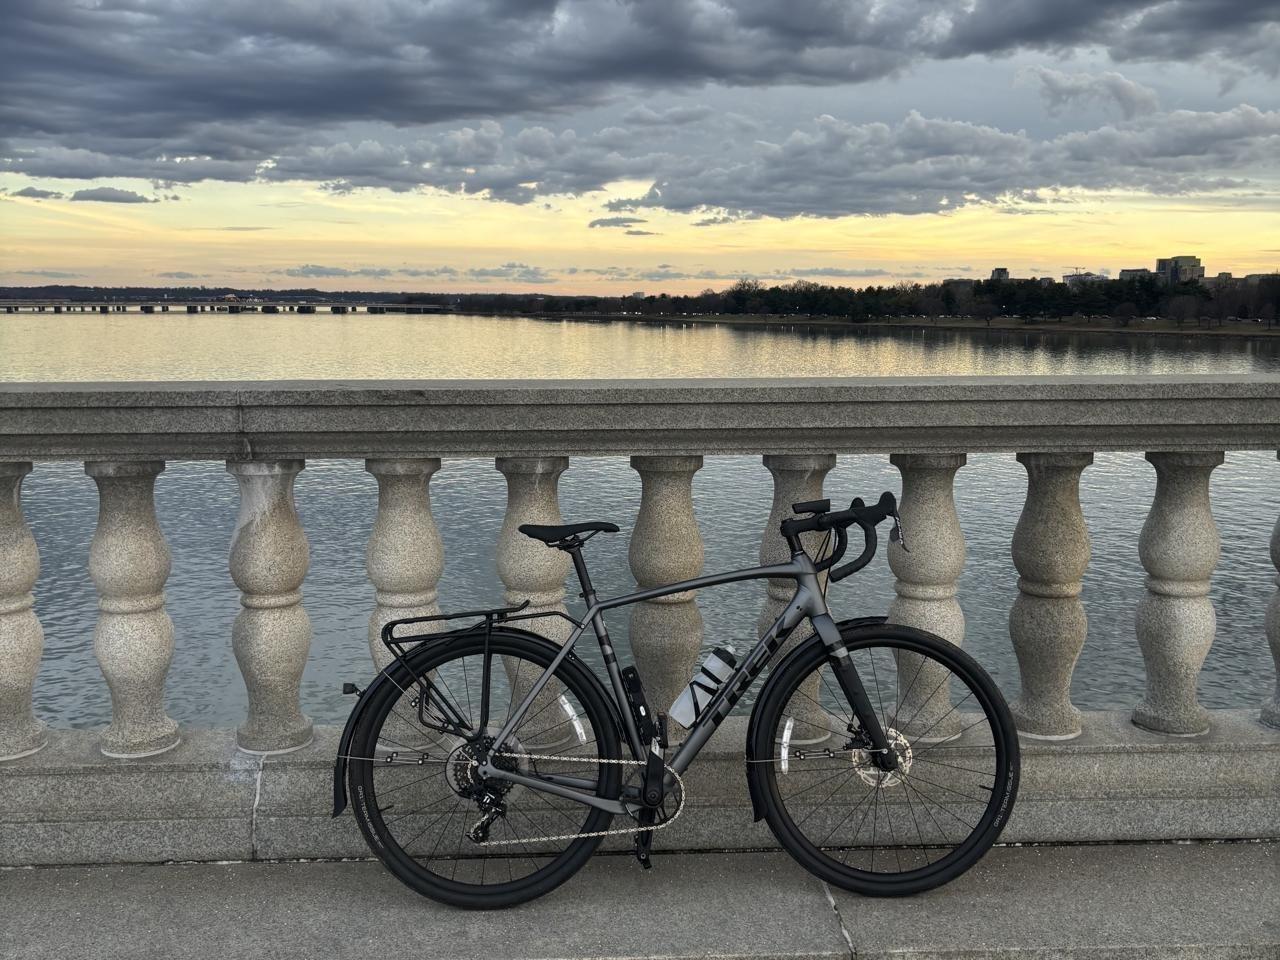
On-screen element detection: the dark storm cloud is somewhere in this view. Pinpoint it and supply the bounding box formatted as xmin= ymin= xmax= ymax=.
xmin=608 ymin=106 xmax=1280 ymax=218
xmin=2 ymin=0 xmax=1277 ymax=217
xmin=10 ymin=186 xmax=63 ymax=199
xmin=69 ymin=187 xmax=159 ymax=203
xmin=937 ymin=0 xmax=1278 ymax=72
xmin=257 ymin=122 xmax=665 ymax=201
xmin=3 ymin=1 xmax=1272 ymax=151
xmin=1099 ymin=0 xmax=1280 ymax=70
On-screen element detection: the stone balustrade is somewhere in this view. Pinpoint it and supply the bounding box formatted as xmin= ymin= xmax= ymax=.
xmin=1 ymin=376 xmax=1278 ymax=862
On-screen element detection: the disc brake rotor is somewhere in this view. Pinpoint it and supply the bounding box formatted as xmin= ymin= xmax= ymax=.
xmin=850 ymin=727 xmax=913 ymax=787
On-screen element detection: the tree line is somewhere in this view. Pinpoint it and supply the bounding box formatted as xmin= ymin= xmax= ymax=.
xmin=409 ymin=276 xmax=1280 ymax=325
xmin=7 ymin=276 xmax=1279 ymax=325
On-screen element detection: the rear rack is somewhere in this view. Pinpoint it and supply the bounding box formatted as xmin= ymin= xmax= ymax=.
xmin=381 ymin=599 xmax=532 ymax=647
xmin=378 ymin=601 xmax=585 ymax=696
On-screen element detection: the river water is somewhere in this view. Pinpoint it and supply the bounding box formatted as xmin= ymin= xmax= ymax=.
xmin=1 ymin=311 xmax=1276 ymax=729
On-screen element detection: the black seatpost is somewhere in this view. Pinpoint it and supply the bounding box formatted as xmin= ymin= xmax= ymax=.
xmin=566 ymin=543 xmax=596 ymax=602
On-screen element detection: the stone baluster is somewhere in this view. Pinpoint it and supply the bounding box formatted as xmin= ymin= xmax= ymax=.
xmin=227 ymin=460 xmax=313 ymax=754
xmin=365 ymin=459 xmax=445 ymax=670
xmin=758 ymin=454 xmax=836 ymax=742
xmin=495 ymin=457 xmax=573 ymax=644
xmin=629 ymin=455 xmax=705 ymax=737
xmin=1009 ymin=453 xmax=1093 ymax=740
xmin=495 ymin=457 xmax=572 ymax=746
xmin=888 ymin=453 xmax=966 ymax=741
xmin=0 ymin=463 xmax=46 ymax=761
xmin=1133 ymin=451 xmax=1223 ymax=735
xmin=1263 ymin=501 xmax=1280 ymax=729
xmin=366 ymin=459 xmax=446 ymax=751
xmin=86 ymin=461 xmax=180 ymax=758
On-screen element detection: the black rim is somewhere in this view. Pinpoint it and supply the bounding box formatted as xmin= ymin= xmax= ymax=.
xmin=763 ymin=633 xmax=1013 ymax=883
xmin=352 ymin=636 xmax=618 ymax=894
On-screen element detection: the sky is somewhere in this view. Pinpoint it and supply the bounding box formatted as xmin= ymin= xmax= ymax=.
xmin=1 ymin=0 xmax=1278 ymax=294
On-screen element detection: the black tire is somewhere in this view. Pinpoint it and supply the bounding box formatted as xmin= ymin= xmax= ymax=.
xmin=748 ymin=623 xmax=1019 ymax=896
xmin=348 ymin=629 xmax=623 ymax=909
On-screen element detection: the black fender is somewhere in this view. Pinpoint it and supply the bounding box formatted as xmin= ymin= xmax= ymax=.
xmin=332 ymin=670 xmax=396 ymax=818
xmin=332 ymin=625 xmax=619 ymax=817
xmin=744 ymin=615 xmax=888 ymax=821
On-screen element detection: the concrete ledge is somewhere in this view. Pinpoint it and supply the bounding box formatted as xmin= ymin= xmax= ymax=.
xmin=2 ymin=845 xmax=1276 ymax=959
xmin=1 ymin=709 xmax=1276 ymax=867
xmin=2 ymin=375 xmax=1280 ymax=459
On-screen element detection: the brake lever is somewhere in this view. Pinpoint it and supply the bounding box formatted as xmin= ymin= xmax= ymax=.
xmin=888 ymin=509 xmax=909 ymax=553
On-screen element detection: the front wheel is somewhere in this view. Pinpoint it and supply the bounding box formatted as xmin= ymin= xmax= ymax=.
xmin=748 ymin=624 xmax=1019 ymax=896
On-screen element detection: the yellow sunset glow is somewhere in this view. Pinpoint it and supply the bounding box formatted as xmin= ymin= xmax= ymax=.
xmin=3 ymin=175 xmax=1277 ymax=292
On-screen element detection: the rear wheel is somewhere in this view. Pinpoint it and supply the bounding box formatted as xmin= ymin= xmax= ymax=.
xmin=348 ymin=630 xmax=623 ymax=909
xmin=748 ymin=624 xmax=1019 ymax=896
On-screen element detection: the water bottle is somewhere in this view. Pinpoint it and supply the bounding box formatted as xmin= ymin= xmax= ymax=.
xmin=669 ymin=646 xmax=738 ymax=727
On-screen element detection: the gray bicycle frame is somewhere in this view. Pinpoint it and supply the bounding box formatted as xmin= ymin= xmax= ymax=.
xmin=475 ymin=546 xmax=850 ymax=816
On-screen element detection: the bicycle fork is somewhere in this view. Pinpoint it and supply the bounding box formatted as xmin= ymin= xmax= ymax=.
xmin=813 ymin=614 xmax=899 ymax=772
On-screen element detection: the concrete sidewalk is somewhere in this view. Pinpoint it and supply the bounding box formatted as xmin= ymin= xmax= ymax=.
xmin=2 ymin=843 xmax=1276 ymax=959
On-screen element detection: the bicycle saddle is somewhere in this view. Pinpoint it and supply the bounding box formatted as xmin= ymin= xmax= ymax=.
xmin=518 ymin=521 xmax=619 ymax=544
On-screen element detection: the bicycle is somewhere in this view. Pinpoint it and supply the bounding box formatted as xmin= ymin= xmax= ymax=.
xmin=332 ymin=491 xmax=1020 ymax=909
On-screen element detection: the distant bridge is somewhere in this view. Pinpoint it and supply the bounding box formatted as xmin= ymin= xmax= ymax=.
xmin=0 ymin=300 xmax=454 ymax=315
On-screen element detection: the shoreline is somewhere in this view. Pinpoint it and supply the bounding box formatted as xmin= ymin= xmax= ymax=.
xmin=532 ymin=311 xmax=1280 ymax=341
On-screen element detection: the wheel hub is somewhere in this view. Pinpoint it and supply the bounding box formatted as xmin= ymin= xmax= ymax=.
xmin=447 ymin=734 xmax=525 ymax=800
xmin=850 ymin=727 xmax=913 ymax=787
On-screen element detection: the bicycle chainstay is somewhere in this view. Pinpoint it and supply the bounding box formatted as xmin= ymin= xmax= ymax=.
xmin=477 ymin=751 xmax=686 ymax=846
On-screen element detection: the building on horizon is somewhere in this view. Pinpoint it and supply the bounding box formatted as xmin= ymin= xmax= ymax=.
xmin=990 ymin=267 xmax=1009 ymax=281
xmin=1155 ymin=256 xmax=1205 ymax=285
xmin=1118 ymin=268 xmax=1154 ymax=281
xmin=1062 ymin=271 xmax=1108 ymax=287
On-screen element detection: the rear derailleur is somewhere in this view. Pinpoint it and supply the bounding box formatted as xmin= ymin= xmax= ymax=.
xmin=466 ymin=792 xmax=507 ymax=843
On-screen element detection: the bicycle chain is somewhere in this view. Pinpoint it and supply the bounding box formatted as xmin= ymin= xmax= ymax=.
xmin=475 ymin=751 xmax=686 ymax=846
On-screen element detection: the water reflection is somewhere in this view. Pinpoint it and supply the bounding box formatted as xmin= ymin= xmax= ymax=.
xmin=1 ymin=312 xmax=1277 ymax=381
